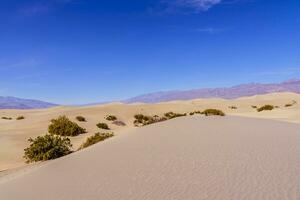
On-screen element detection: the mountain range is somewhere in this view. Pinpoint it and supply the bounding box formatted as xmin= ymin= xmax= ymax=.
xmin=0 ymin=97 xmax=57 ymax=109
xmin=3 ymin=79 xmax=300 ymax=109
xmin=124 ymin=79 xmax=300 ymax=103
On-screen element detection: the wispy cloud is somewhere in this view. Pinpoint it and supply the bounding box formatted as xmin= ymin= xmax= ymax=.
xmin=0 ymin=58 xmax=39 ymax=71
xmin=195 ymin=27 xmax=225 ymax=34
xmin=160 ymin=0 xmax=222 ymax=13
xmin=19 ymin=0 xmax=77 ymax=16
xmin=254 ymin=67 xmax=300 ymax=77
xmin=158 ymin=0 xmax=245 ymax=14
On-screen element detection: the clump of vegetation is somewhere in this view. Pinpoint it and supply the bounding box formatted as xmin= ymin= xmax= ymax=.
xmin=133 ymin=114 xmax=167 ymax=127
xmin=202 ymin=109 xmax=225 ymax=116
xmin=228 ymin=106 xmax=237 ymax=109
xmin=112 ymin=120 xmax=126 ymax=126
xmin=190 ymin=111 xmax=202 ymax=115
xmin=106 ymin=115 xmax=117 ymax=121
xmin=257 ymin=105 xmax=275 ymax=112
xmin=285 ymin=100 xmax=297 ymax=107
xmin=164 ymin=112 xmax=187 ymax=119
xmin=78 ymin=132 xmax=114 ymax=150
xmin=2 ymin=117 xmax=12 ymax=120
xmin=96 ymin=122 xmax=110 ymax=130
xmin=24 ymin=135 xmax=72 ymax=163
xmin=251 ymin=105 xmax=257 ymax=109
xmin=133 ymin=112 xmax=187 ymax=127
xmin=16 ymin=116 xmax=25 ymax=120
xmin=48 ymin=115 xmax=86 ymax=136
xmin=76 ymin=116 xmax=86 ymax=122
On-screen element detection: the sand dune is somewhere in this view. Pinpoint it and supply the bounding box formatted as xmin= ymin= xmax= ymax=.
xmin=1 ymin=92 xmax=300 ymax=170
xmin=0 ymin=116 xmax=300 ymax=199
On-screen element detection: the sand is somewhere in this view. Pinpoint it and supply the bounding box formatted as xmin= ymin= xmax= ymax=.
xmin=1 ymin=92 xmax=300 ymax=171
xmin=0 ymin=116 xmax=300 ymax=199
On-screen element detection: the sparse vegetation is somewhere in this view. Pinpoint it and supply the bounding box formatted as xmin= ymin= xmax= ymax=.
xmin=24 ymin=134 xmax=72 ymax=163
xmin=78 ymin=132 xmax=114 ymax=150
xmin=2 ymin=117 xmax=12 ymax=120
xmin=251 ymin=105 xmax=257 ymax=109
xmin=228 ymin=106 xmax=237 ymax=109
xmin=133 ymin=114 xmax=167 ymax=127
xmin=285 ymin=100 xmax=297 ymax=107
xmin=106 ymin=115 xmax=117 ymax=121
xmin=202 ymin=109 xmax=225 ymax=116
xmin=112 ymin=120 xmax=126 ymax=126
xmin=257 ymin=105 xmax=275 ymax=112
xmin=96 ymin=122 xmax=110 ymax=130
xmin=48 ymin=115 xmax=86 ymax=136
xmin=16 ymin=116 xmax=25 ymax=120
xmin=164 ymin=112 xmax=187 ymax=119
xmin=134 ymin=112 xmax=187 ymax=127
xmin=76 ymin=116 xmax=86 ymax=122
xmin=190 ymin=111 xmax=202 ymax=115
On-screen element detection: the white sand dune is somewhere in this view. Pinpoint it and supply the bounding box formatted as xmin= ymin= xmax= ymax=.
xmin=1 ymin=116 xmax=300 ymax=200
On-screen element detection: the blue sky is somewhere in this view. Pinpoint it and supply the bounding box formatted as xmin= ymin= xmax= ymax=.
xmin=0 ymin=0 xmax=300 ymax=104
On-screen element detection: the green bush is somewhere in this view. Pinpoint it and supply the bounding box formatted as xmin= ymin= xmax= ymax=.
xmin=16 ymin=116 xmax=25 ymax=120
xmin=190 ymin=111 xmax=202 ymax=115
xmin=133 ymin=114 xmax=167 ymax=126
xmin=228 ymin=106 xmax=237 ymax=109
xmin=48 ymin=116 xmax=86 ymax=136
xmin=285 ymin=100 xmax=297 ymax=107
xmin=257 ymin=105 xmax=274 ymax=112
xmin=76 ymin=116 xmax=86 ymax=122
xmin=2 ymin=117 xmax=12 ymax=120
xmin=164 ymin=112 xmax=186 ymax=119
xmin=202 ymin=109 xmax=225 ymax=116
xmin=96 ymin=122 xmax=110 ymax=130
xmin=106 ymin=115 xmax=117 ymax=121
xmin=78 ymin=132 xmax=114 ymax=150
xmin=24 ymin=134 xmax=72 ymax=163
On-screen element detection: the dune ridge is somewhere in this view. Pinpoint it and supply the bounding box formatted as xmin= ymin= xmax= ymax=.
xmin=0 ymin=116 xmax=300 ymax=199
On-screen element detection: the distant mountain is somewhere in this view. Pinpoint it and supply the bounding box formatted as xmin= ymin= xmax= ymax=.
xmin=125 ymin=79 xmax=300 ymax=103
xmin=0 ymin=96 xmax=58 ymax=109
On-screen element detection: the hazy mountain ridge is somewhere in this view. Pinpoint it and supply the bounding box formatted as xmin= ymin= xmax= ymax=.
xmin=125 ymin=79 xmax=300 ymax=103
xmin=0 ymin=96 xmax=57 ymax=109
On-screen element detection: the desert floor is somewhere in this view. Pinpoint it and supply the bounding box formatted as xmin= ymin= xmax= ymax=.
xmin=0 ymin=116 xmax=300 ymax=199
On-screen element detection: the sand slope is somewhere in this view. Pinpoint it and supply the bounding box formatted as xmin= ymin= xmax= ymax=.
xmin=1 ymin=116 xmax=300 ymax=200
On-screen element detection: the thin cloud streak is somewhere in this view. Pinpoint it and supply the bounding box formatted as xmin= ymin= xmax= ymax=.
xmin=19 ymin=0 xmax=77 ymax=16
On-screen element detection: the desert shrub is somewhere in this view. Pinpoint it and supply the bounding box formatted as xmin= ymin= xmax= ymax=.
xmin=285 ymin=100 xmax=297 ymax=107
xmin=164 ymin=112 xmax=187 ymax=119
xmin=251 ymin=105 xmax=257 ymax=109
xmin=16 ymin=116 xmax=25 ymax=120
xmin=112 ymin=120 xmax=126 ymax=126
xmin=228 ymin=106 xmax=237 ymax=109
xmin=106 ymin=115 xmax=117 ymax=121
xmin=78 ymin=132 xmax=114 ymax=150
xmin=24 ymin=134 xmax=72 ymax=163
xmin=2 ymin=117 xmax=12 ymax=120
xmin=76 ymin=116 xmax=86 ymax=122
xmin=48 ymin=115 xmax=86 ymax=136
xmin=133 ymin=114 xmax=167 ymax=126
xmin=97 ymin=122 xmax=110 ymax=130
xmin=190 ymin=111 xmax=202 ymax=115
xmin=202 ymin=109 xmax=225 ymax=116
xmin=257 ymin=105 xmax=274 ymax=112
